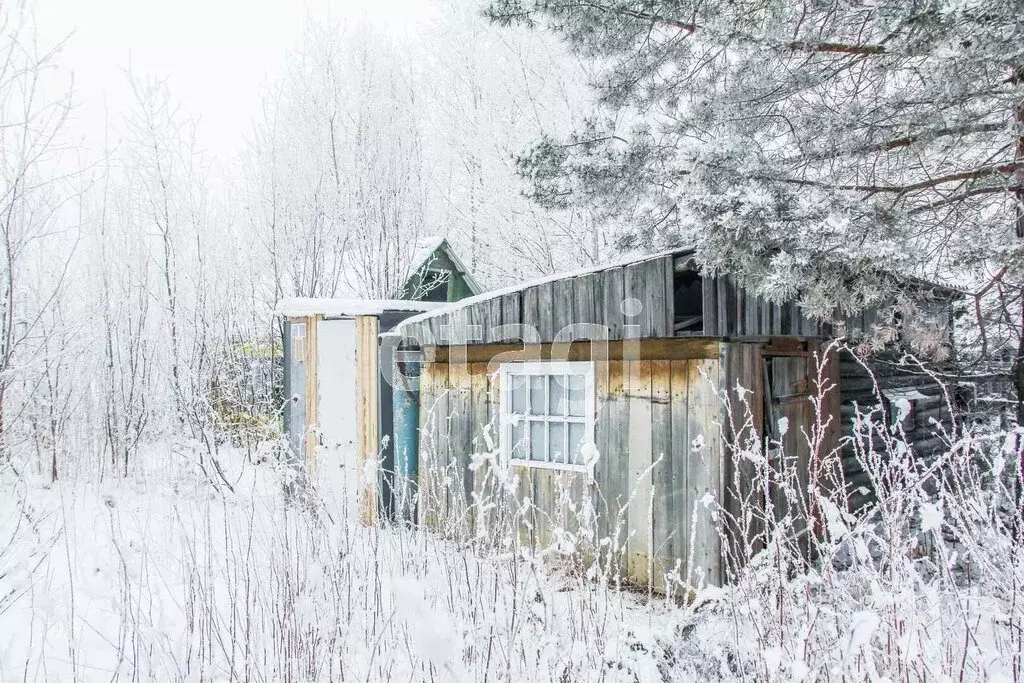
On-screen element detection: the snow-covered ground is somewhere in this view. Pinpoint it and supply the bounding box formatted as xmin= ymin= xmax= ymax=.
xmin=0 ymin=451 xmax=688 ymax=681
xmin=2 ymin=434 xmax=1022 ymax=681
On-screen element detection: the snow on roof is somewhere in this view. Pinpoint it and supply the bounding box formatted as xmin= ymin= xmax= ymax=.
xmin=406 ymin=235 xmax=484 ymax=295
xmin=408 ymin=236 xmax=448 ymax=272
xmin=393 ymin=247 xmax=692 ymax=333
xmin=275 ymin=298 xmax=449 ymax=318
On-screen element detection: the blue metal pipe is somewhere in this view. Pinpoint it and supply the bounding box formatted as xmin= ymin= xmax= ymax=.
xmin=392 ymin=349 xmax=421 ymax=522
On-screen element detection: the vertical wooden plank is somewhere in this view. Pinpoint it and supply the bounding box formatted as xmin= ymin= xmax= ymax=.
xmin=624 ymin=262 xmax=655 ymax=337
xmin=746 ymin=293 xmax=759 ymax=338
xmin=469 ymin=362 xmax=490 ymax=534
xmin=670 ymin=360 xmax=690 ymax=588
xmin=537 ymin=281 xmax=555 ymax=342
xmin=702 ymin=274 xmax=716 ymax=337
xmin=594 ymin=360 xmax=611 ymax=544
xmin=552 ymin=279 xmax=575 ymax=340
xmin=533 ymin=469 xmax=556 ymax=549
xmin=501 ymin=292 xmax=521 ymax=333
xmin=522 ymin=286 xmax=541 ymax=343
xmin=729 ymin=277 xmax=741 ymax=337
xmin=602 ymin=268 xmax=625 ymax=340
xmin=423 ymin=361 xmax=450 ymax=528
xmin=821 ymin=343 xmax=842 ymax=477
xmin=716 ymin=277 xmax=728 ymax=337
xmin=626 ymin=360 xmax=654 ymax=586
xmin=630 ymin=257 xmax=669 ymax=338
xmin=484 ymin=298 xmax=502 ymax=343
xmin=647 ymin=257 xmax=670 ymax=337
xmin=687 ymin=354 xmax=722 ymax=587
xmin=418 ymin=360 xmax=435 ymax=528
xmin=516 ymin=464 xmax=537 ymax=549
xmin=651 ymin=359 xmax=673 ymax=591
xmin=735 ymin=284 xmax=746 ymax=337
xmin=449 ymin=362 xmax=473 ymax=522
xmin=454 ymin=306 xmax=470 ymax=346
xmin=438 ymin=362 xmax=454 ymax=525
xmin=572 ymin=273 xmax=599 ymax=328
xmin=726 ymin=344 xmax=762 ymax=560
xmin=600 ymin=360 xmax=628 ymax=569
xmin=495 ymin=292 xmax=520 ymax=339
xmin=663 ymin=256 xmax=675 ymax=337
xmin=305 ymin=315 xmax=319 ymax=475
xmin=428 ymin=315 xmax=445 ymax=346
xmin=355 ymin=315 xmax=379 ymax=527
xmin=623 ymin=263 xmax=643 ymax=334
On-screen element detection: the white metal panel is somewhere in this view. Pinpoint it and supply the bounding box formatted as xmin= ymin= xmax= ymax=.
xmin=316 ymin=318 xmax=360 ymax=523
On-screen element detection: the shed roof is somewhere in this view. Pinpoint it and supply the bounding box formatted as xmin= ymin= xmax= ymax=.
xmin=389 ymin=246 xmax=964 ymax=341
xmin=391 ymin=247 xmax=686 ymax=334
xmin=275 ymin=298 xmax=448 ymax=318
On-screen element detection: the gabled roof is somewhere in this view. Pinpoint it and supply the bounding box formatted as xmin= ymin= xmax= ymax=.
xmin=404 ymin=236 xmax=484 ymax=296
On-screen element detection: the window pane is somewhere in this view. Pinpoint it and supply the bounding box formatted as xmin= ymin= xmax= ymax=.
xmin=568 ymin=373 xmax=587 ymax=416
xmin=568 ymin=422 xmax=586 ymax=464
xmin=529 ymin=421 xmax=547 ymax=461
xmin=511 ymin=421 xmax=527 ymax=459
xmin=511 ymin=374 xmax=528 ymax=414
xmin=530 ymin=375 xmax=546 ymax=415
xmin=548 ymin=375 xmax=566 ymax=416
xmin=549 ymin=422 xmax=566 ymax=463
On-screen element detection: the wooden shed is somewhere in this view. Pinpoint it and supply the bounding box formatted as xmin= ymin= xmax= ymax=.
xmin=277 ymin=239 xmax=483 ymax=522
xmin=278 ymin=299 xmax=450 ymax=523
xmin=387 ymin=248 xmax=959 ymax=589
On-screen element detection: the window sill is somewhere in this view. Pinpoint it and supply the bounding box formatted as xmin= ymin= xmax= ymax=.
xmin=509 ymin=459 xmax=589 ymax=474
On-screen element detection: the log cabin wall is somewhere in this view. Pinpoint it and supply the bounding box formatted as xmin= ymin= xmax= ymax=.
xmin=416 ymin=338 xmax=726 ymax=590
xmin=837 ymin=351 xmax=956 ymax=510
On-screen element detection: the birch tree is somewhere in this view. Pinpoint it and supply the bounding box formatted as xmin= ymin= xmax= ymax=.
xmin=0 ymin=4 xmax=77 ymax=471
xmin=247 ymin=18 xmax=431 ymax=303
xmin=425 ymin=0 xmax=600 ymax=280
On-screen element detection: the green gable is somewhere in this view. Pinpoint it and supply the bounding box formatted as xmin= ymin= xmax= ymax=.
xmin=401 ymin=238 xmax=480 ymax=303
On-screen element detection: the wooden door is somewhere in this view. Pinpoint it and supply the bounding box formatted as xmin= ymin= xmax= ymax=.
xmin=762 ymin=355 xmax=813 ymax=555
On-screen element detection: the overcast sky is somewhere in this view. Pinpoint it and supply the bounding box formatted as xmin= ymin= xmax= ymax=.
xmin=35 ymin=0 xmax=437 ymax=161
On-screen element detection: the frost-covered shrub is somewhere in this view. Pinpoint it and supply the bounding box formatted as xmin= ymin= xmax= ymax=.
xmin=3 ymin=349 xmax=1022 ymax=681
xmin=669 ymin=347 xmax=1024 ymax=681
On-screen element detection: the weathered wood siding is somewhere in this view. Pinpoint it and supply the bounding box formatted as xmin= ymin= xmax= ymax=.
xmin=355 ymin=315 xmax=379 ymax=526
xmin=688 ymin=270 xmax=829 ymax=339
xmin=416 ymin=339 xmax=725 ymax=590
xmin=400 ymin=253 xmax=834 ymax=347
xmin=838 ymin=350 xmax=955 ymax=510
xmin=402 ymin=255 xmax=677 ymax=346
xmin=304 ymin=315 xmax=320 ymax=473
xmin=719 ymin=340 xmax=842 ymax=568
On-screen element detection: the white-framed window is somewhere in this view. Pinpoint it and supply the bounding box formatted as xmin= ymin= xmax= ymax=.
xmin=499 ymin=361 xmax=595 ymax=471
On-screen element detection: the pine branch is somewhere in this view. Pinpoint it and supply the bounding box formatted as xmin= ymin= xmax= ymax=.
xmin=576 ymin=1 xmax=697 ymax=33
xmin=784 ymin=40 xmax=886 ymax=55
xmin=798 ymin=123 xmax=1007 ymax=161
xmin=909 ymin=186 xmax=1019 ymax=214
xmin=761 ymin=161 xmax=1024 ymax=195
